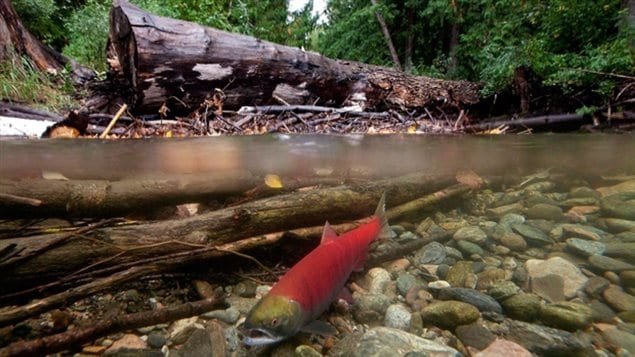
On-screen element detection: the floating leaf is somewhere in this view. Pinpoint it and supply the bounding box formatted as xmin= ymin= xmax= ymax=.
xmin=42 ymin=171 xmax=69 ymax=181
xmin=264 ymin=174 xmax=283 ymax=188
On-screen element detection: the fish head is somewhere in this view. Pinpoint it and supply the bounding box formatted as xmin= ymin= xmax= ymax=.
xmin=242 ymin=295 xmax=305 ymax=346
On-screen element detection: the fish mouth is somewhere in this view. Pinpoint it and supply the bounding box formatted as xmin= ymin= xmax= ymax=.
xmin=242 ymin=327 xmax=285 ymax=346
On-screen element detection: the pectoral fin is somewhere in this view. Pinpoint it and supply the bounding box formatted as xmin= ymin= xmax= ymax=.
xmin=301 ymin=320 xmax=337 ymax=336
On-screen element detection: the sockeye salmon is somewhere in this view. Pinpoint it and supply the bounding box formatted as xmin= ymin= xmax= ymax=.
xmin=242 ymin=193 xmax=392 ymax=345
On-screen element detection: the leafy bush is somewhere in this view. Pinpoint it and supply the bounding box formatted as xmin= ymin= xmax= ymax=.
xmin=62 ymin=0 xmax=110 ymax=72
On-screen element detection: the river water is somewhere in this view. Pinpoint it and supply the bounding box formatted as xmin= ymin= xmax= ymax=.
xmin=0 ymin=134 xmax=634 ymax=356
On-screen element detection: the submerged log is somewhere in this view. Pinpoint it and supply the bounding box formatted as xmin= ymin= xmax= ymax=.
xmin=98 ymin=0 xmax=480 ymax=115
xmin=0 ymin=173 xmax=452 ymax=291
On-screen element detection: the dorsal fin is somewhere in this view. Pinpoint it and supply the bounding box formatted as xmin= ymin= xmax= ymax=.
xmin=374 ymin=192 xmax=394 ymax=240
xmin=320 ymin=221 xmax=338 ymax=244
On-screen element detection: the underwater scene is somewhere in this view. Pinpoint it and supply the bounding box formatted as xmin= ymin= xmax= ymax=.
xmin=1 ymin=134 xmax=635 ymax=356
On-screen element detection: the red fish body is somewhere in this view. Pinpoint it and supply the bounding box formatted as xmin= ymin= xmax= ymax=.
xmin=243 ymin=194 xmax=391 ymax=345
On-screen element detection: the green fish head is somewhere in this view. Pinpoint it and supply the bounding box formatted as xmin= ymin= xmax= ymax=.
xmin=243 ymin=295 xmax=305 ymax=346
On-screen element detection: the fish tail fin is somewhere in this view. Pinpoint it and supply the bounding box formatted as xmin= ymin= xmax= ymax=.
xmin=374 ymin=192 xmax=393 ymax=240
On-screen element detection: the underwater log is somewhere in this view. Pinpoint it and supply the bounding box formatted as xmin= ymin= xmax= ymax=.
xmin=0 ymin=173 xmax=451 ymax=292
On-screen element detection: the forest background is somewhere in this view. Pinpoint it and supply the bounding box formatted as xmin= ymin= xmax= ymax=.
xmin=3 ymin=0 xmax=635 ymax=115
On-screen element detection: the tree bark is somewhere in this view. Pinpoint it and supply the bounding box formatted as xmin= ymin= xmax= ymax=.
xmin=0 ymin=0 xmax=65 ymax=72
xmin=370 ymin=0 xmax=402 ymax=71
xmin=97 ymin=0 xmax=480 ymax=115
xmin=0 ymin=173 xmax=451 ymax=291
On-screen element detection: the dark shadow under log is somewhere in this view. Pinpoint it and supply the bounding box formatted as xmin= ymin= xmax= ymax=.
xmin=96 ymin=0 xmax=480 ymax=115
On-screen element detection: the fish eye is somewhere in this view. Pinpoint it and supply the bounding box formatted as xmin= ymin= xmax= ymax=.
xmin=270 ymin=318 xmax=278 ymax=327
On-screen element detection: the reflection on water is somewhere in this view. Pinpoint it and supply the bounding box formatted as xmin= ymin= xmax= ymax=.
xmin=1 ymin=134 xmax=634 ymax=180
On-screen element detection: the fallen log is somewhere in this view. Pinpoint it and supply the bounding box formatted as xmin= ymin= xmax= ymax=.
xmin=0 ymin=172 xmax=259 ymax=218
xmin=93 ymin=0 xmax=480 ymax=115
xmin=0 ymin=173 xmax=452 ymax=291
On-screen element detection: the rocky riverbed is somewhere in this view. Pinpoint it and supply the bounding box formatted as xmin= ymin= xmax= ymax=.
xmin=3 ymin=172 xmax=635 ymax=356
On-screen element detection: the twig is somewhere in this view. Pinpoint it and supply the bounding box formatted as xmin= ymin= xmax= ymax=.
xmin=212 ymin=246 xmax=278 ymax=281
xmin=0 ymin=294 xmax=225 ymax=357
xmin=99 ymin=103 xmax=128 ymax=138
xmin=0 ymin=193 xmax=42 ymax=207
xmin=570 ymin=68 xmax=635 ymax=80
xmin=0 ymin=219 xmax=119 ymax=269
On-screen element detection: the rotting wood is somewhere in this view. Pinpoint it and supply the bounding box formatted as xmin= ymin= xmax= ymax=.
xmin=95 ymin=0 xmax=480 ymax=116
xmin=0 ymin=172 xmax=259 ymax=218
xmin=0 ymin=173 xmax=452 ymax=292
xmin=0 ymin=293 xmax=225 ymax=357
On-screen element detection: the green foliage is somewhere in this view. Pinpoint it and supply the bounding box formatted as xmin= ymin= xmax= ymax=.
xmin=318 ymin=0 xmax=634 ymax=104
xmin=62 ymin=0 xmax=110 ymax=72
xmin=0 ymin=51 xmax=79 ymax=113
xmin=12 ymin=0 xmax=64 ymax=47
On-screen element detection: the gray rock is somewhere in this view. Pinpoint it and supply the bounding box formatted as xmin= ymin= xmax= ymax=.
xmin=525 ymin=257 xmax=588 ymax=299
xmin=500 ymin=232 xmax=527 ymax=251
xmin=599 ymin=325 xmax=635 ymax=355
xmin=525 ymin=203 xmax=564 ymax=221
xmin=603 ymin=285 xmax=635 ymax=312
xmin=602 ymin=218 xmax=635 ymax=233
xmin=177 ymin=328 xmax=213 ymax=357
xmin=456 ymin=240 xmax=484 ymax=256
xmin=561 ymin=223 xmax=607 ymax=241
xmin=487 ymin=203 xmax=525 ymax=218
xmin=584 ymin=276 xmax=611 ymax=298
xmin=512 ymin=223 xmax=554 ymax=247
xmin=354 ymin=327 xmax=461 ymax=357
xmin=620 ymin=270 xmax=635 ymax=289
xmin=501 ymin=293 xmax=541 ymax=322
xmin=415 ymin=241 xmax=446 ymax=265
xmin=420 ymin=300 xmax=480 ymax=330
xmin=539 ymin=302 xmax=593 ymax=331
xmin=588 ymin=255 xmax=635 ymax=272
xmin=569 ymin=186 xmax=600 ymax=199
xmin=444 ymin=246 xmax=464 ymax=261
xmin=476 ymin=268 xmax=509 ymax=291
xmin=602 ymin=193 xmax=635 ymax=220
xmin=103 ymin=349 xmax=163 ymax=357
xmin=566 ymin=238 xmax=606 ymax=257
xmin=529 ymin=274 xmax=565 ymax=302
xmin=353 ymin=293 xmax=392 ymax=324
xmin=488 ymin=281 xmax=521 ymax=302
xmin=295 ymin=345 xmax=323 ymax=357
xmin=399 ymin=231 xmax=419 ymax=241
xmin=503 ymin=319 xmax=594 ymax=356
xmin=523 ymin=181 xmax=556 ymax=192
xmin=366 ymin=268 xmax=392 ymax=294
xmin=604 ymin=242 xmax=635 ymax=261
xmin=453 ymin=226 xmax=488 ymax=244
xmin=146 ymin=332 xmax=166 ymax=349
xmin=589 ymin=299 xmax=617 ymax=323
xmin=499 ymin=213 xmax=526 ymax=228
xmin=396 ymin=272 xmax=419 ymax=297
xmin=446 ymin=261 xmax=474 ymax=288
xmin=384 ymin=304 xmax=412 ymax=331
xmin=437 ymin=287 xmax=503 ymax=314
xmin=455 ymin=323 xmax=496 ymax=350
xmin=200 ymin=307 xmax=240 ymax=324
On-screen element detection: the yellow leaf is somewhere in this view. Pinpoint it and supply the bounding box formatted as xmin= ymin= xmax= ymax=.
xmin=165 ymin=130 xmax=173 ymax=138
xmin=407 ymin=125 xmax=417 ymax=133
xmin=264 ymin=174 xmax=283 ymax=188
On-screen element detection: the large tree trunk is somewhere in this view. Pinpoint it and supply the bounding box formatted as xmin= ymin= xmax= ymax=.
xmin=0 ymin=0 xmax=65 ymax=72
xmin=97 ymin=0 xmax=480 ymax=116
xmin=370 ymin=0 xmax=402 ymax=71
